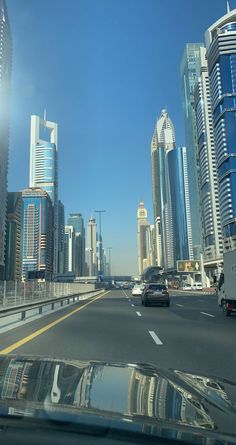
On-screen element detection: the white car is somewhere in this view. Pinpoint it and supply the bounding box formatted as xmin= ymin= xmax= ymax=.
xmin=132 ymin=284 xmax=145 ymax=296
xmin=182 ymin=284 xmax=192 ymax=291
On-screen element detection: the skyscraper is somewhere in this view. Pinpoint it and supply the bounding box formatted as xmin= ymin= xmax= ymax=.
xmin=21 ymin=188 xmax=53 ymax=281
xmin=151 ymin=109 xmax=175 ymax=269
xmin=29 ymin=114 xmax=58 ymax=275
xmin=67 ymin=213 xmax=85 ymax=276
xmin=167 ymin=146 xmax=193 ymax=264
xmin=137 ymin=201 xmax=152 ymax=276
xmin=5 ymin=192 xmax=23 ymax=281
xmin=180 ymin=43 xmax=204 ymax=259
xmin=205 ymin=7 xmax=236 ymax=251
xmin=194 ymin=46 xmax=223 ymax=263
xmin=64 ymin=225 xmax=75 ymax=274
xmin=87 ymin=217 xmax=97 ymax=276
xmin=57 ymin=200 xmax=65 ymax=274
xmin=0 ymin=0 xmax=12 ymax=279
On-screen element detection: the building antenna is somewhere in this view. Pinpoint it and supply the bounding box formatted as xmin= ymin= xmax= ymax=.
xmin=227 ymin=1 xmax=231 ymax=12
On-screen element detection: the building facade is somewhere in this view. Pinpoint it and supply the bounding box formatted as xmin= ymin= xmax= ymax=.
xmin=0 ymin=0 xmax=12 ymax=279
xmin=87 ymin=217 xmax=97 ymax=276
xmin=29 ymin=115 xmax=58 ymax=275
xmin=67 ymin=213 xmax=85 ymax=276
xmin=180 ymin=43 xmax=204 ymax=259
xmin=151 ymin=109 xmax=175 ymax=269
xmin=21 ymin=188 xmax=53 ymax=281
xmin=57 ymin=200 xmax=65 ymax=274
xmin=194 ymin=46 xmax=223 ymax=263
xmin=137 ymin=201 xmax=152 ymax=276
xmin=205 ymin=8 xmax=236 ymax=251
xmin=167 ymin=146 xmax=193 ymax=265
xmin=64 ymin=225 xmax=75 ymax=273
xmin=5 ymin=192 xmax=23 ymax=281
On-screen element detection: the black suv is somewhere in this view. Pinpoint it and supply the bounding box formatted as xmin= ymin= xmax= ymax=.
xmin=141 ymin=283 xmax=170 ymax=307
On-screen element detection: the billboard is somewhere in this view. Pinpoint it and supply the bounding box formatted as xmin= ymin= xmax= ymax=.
xmin=177 ymin=260 xmax=201 ymax=273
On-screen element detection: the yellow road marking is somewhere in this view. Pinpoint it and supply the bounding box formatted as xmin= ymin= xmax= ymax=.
xmin=0 ymin=291 xmax=109 ymax=355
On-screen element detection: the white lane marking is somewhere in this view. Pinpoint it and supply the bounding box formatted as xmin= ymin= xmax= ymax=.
xmin=122 ymin=290 xmax=128 ymax=297
xmin=136 ymin=311 xmax=142 ymax=317
xmin=176 ymin=304 xmax=183 ymax=307
xmin=198 ymin=299 xmax=204 ymax=302
xmin=200 ymin=312 xmax=215 ymax=318
xmin=149 ymin=330 xmax=163 ymax=345
xmin=131 ymin=304 xmax=135 ymax=307
xmin=128 ymin=299 xmax=131 ymax=301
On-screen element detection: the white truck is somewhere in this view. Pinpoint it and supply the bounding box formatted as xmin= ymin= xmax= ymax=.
xmin=218 ymin=249 xmax=236 ymax=316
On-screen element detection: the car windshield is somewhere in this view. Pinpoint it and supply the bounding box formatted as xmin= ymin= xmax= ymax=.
xmin=149 ymin=284 xmax=166 ymax=290
xmin=0 ymin=0 xmax=235 ymax=442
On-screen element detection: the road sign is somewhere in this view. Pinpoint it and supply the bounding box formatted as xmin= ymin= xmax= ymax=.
xmin=177 ymin=260 xmax=201 ymax=273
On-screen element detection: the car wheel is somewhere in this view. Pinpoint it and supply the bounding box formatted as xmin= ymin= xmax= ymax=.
xmin=144 ymin=299 xmax=148 ymax=307
xmin=166 ymin=301 xmax=170 ymax=307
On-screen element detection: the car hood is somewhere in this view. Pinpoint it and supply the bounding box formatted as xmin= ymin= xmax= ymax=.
xmin=0 ymin=355 xmax=236 ymax=443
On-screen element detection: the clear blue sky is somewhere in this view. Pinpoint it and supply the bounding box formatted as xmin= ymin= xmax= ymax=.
xmin=7 ymin=0 xmax=231 ymax=275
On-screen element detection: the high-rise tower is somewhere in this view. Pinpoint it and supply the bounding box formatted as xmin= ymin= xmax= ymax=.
xmin=29 ymin=115 xmax=58 ymax=275
xmin=137 ymin=201 xmax=152 ymax=276
xmin=151 ymin=109 xmax=175 ymax=269
xmin=181 ymin=43 xmax=204 ymax=259
xmin=0 ymin=0 xmax=12 ymax=279
xmin=205 ymin=7 xmax=236 ymax=251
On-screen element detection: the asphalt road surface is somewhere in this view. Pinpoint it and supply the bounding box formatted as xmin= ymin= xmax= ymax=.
xmin=0 ymin=289 xmax=235 ymax=381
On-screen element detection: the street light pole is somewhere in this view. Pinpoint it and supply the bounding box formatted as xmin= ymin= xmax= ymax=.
xmin=95 ymin=210 xmax=106 ymax=279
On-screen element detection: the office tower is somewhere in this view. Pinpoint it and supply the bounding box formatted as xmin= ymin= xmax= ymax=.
xmin=151 ymin=109 xmax=175 ymax=269
xmin=29 ymin=114 xmax=58 ymax=275
xmin=194 ymin=46 xmax=223 ymax=263
xmin=137 ymin=201 xmax=152 ymax=276
xmin=5 ymin=192 xmax=23 ymax=281
xmin=21 ymin=188 xmax=53 ymax=281
xmin=205 ymin=7 xmax=236 ymax=251
xmin=87 ymin=217 xmax=97 ymax=276
xmin=181 ymin=43 xmax=204 ymax=259
xmin=0 ymin=0 xmax=12 ymax=279
xmin=67 ymin=213 xmax=85 ymax=276
xmin=167 ymin=146 xmax=193 ymax=265
xmin=64 ymin=225 xmax=75 ymax=273
xmin=57 ymin=200 xmax=65 ymax=274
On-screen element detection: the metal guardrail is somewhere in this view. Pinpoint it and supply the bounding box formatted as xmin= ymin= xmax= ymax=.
xmin=0 ymin=289 xmax=104 ymax=323
xmin=0 ymin=281 xmax=96 ymax=309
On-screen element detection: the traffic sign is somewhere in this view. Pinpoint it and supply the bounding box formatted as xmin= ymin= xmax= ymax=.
xmin=177 ymin=260 xmax=201 ymax=273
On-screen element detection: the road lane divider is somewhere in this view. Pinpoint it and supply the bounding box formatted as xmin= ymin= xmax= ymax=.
xmin=131 ymin=304 xmax=135 ymax=307
xmin=136 ymin=311 xmax=142 ymax=317
xmin=0 ymin=291 xmax=110 ymax=355
xmin=149 ymin=330 xmax=163 ymax=345
xmin=200 ymin=311 xmax=215 ymax=318
xmin=176 ymin=304 xmax=183 ymax=307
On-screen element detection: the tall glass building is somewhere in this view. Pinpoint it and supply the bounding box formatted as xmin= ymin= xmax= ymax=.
xmin=0 ymin=0 xmax=12 ymax=279
xmin=194 ymin=47 xmax=223 ymax=263
xmin=67 ymin=213 xmax=85 ymax=276
xmin=21 ymin=188 xmax=53 ymax=281
xmin=57 ymin=200 xmax=65 ymax=274
xmin=205 ymin=8 xmax=236 ymax=251
xmin=180 ymin=44 xmax=204 ymax=259
xmin=151 ymin=109 xmax=175 ymax=269
xmin=29 ymin=115 xmax=58 ymax=275
xmin=167 ymin=147 xmax=193 ymax=265
xmin=5 ymin=192 xmax=23 ymax=281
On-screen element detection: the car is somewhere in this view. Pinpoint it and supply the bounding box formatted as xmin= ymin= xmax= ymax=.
xmin=182 ymin=284 xmax=192 ymax=291
xmin=132 ymin=284 xmax=145 ymax=296
xmin=192 ymin=282 xmax=203 ymax=291
xmin=141 ymin=283 xmax=170 ymax=307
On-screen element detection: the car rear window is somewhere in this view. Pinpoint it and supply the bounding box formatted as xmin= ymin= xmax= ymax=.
xmin=149 ymin=284 xmax=166 ymax=290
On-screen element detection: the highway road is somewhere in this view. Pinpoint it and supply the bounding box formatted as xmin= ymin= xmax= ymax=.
xmin=0 ymin=288 xmax=235 ymax=381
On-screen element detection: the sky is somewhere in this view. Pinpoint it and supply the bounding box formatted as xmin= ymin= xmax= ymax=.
xmin=7 ymin=0 xmax=231 ymax=275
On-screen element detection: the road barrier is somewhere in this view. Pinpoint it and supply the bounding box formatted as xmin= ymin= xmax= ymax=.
xmin=0 ymin=280 xmax=96 ymax=309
